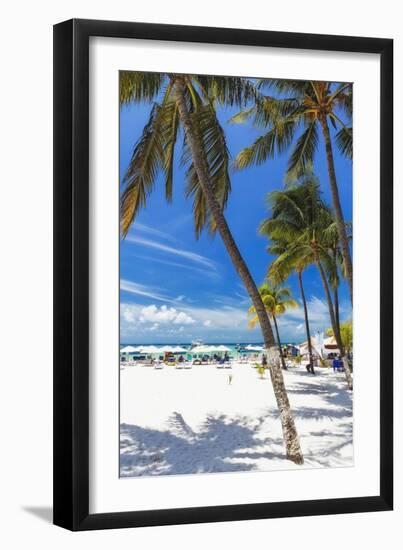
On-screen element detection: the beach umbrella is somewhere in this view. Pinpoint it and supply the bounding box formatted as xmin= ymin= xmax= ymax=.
xmin=190 ymin=345 xmax=212 ymax=354
xmin=201 ymin=345 xmax=219 ymax=353
xmin=245 ymin=344 xmax=263 ymax=352
xmin=120 ymin=345 xmax=140 ymax=353
xmin=215 ymin=345 xmax=231 ymax=353
xmin=160 ymin=345 xmax=176 ymax=353
xmin=139 ymin=345 xmax=161 ymax=354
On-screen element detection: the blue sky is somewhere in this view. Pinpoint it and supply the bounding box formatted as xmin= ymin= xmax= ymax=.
xmin=120 ymin=78 xmax=352 ymax=344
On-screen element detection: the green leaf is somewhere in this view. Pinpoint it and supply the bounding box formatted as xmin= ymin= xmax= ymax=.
xmin=335 ymin=126 xmax=352 ymax=159
xmin=119 ymin=71 xmax=164 ymax=104
xmin=286 ymin=122 xmax=318 ymax=179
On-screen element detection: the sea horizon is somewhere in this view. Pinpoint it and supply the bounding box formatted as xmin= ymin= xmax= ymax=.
xmin=120 ymin=340 xmax=303 ymax=347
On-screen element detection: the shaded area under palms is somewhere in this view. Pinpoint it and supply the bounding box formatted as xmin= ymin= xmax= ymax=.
xmin=120 ymin=386 xmax=352 ymax=477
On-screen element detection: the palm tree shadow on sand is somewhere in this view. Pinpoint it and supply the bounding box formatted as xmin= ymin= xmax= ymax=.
xmin=120 ymin=412 xmax=284 ymax=477
xmin=120 ymin=396 xmax=353 ymax=477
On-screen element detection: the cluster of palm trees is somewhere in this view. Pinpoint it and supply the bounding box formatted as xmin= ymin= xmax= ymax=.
xmin=119 ymin=72 xmax=353 ymax=466
xmin=252 ymin=177 xmax=353 ymax=389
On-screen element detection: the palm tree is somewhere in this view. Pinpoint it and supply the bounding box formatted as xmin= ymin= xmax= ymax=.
xmin=267 ymin=241 xmax=315 ymax=374
xmin=327 ymin=320 xmax=353 ymax=355
xmin=232 ymin=79 xmax=353 ymax=302
xmin=119 ymin=71 xmax=303 ymax=464
xmin=248 ymin=282 xmax=298 ymax=370
xmin=322 ymin=219 xmax=352 ymax=339
xmin=260 ymin=177 xmax=353 ymax=389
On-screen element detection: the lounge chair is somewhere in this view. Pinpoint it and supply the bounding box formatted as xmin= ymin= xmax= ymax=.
xmin=332 ymin=359 xmax=344 ymax=372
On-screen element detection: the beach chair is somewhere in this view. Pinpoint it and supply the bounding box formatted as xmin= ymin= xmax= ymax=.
xmin=332 ymin=359 xmax=344 ymax=372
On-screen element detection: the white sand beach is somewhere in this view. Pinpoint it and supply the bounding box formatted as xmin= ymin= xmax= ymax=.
xmin=120 ymin=362 xmax=353 ymax=477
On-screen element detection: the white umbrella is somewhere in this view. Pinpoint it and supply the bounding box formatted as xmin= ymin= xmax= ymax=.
xmin=245 ymin=344 xmax=263 ymax=352
xmin=139 ymin=345 xmax=161 ymax=354
xmin=191 ymin=345 xmax=212 ymax=354
xmin=120 ymin=345 xmax=140 ymax=353
xmin=159 ymin=345 xmax=176 ymax=353
xmin=215 ymin=345 xmax=231 ymax=352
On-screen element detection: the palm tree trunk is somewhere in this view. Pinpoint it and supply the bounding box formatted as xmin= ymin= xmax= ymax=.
xmin=174 ymin=78 xmax=303 ymax=464
xmin=272 ymin=314 xmax=287 ymax=370
xmin=319 ymin=115 xmax=353 ymax=304
xmin=297 ymin=270 xmax=315 ymax=374
xmin=317 ymin=259 xmax=353 ymax=390
xmin=334 ymin=285 xmax=341 ymax=337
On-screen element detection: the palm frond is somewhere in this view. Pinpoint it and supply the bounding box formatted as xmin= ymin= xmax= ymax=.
xmin=196 ymin=76 xmax=257 ymax=106
xmin=331 ymin=83 xmax=352 ymax=119
xmin=119 ymin=71 xmax=165 ymax=104
xmin=286 ymin=122 xmax=318 ymax=179
xmin=162 ymin=102 xmax=180 ymax=202
xmin=335 ymin=126 xmax=352 ymax=159
xmin=228 ymin=107 xmax=256 ymax=125
xmin=120 ymin=103 xmax=169 ymax=236
xmin=259 ymin=79 xmax=310 ymax=95
xmin=234 ymin=118 xmax=296 ymax=169
xmin=183 ymin=101 xmax=231 ymax=237
xmin=259 ymin=217 xmax=301 ymax=243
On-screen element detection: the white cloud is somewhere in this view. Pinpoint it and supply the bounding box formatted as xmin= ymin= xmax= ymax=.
xmin=280 ymin=296 xmax=331 ymax=325
xmin=126 ymin=235 xmax=216 ymax=271
xmin=120 ymin=280 xmax=175 ymax=303
xmin=124 ymin=253 xmax=220 ymax=281
xmin=120 ymin=294 xmax=352 ymax=343
xmin=139 ymin=305 xmax=195 ymax=326
xmin=129 ymin=223 xmax=176 ymax=243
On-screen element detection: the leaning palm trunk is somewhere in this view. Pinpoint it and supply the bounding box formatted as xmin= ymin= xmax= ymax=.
xmin=297 ymin=270 xmax=315 ymax=375
xmin=319 ymin=115 xmax=353 ymax=304
xmin=272 ymin=314 xmax=287 ymax=370
xmin=175 ymin=78 xmax=303 ymax=464
xmin=317 ymin=259 xmax=353 ymax=390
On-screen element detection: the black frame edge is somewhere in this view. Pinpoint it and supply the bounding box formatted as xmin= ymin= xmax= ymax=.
xmin=53 ymin=18 xmax=91 ymax=530
xmin=53 ymin=19 xmax=74 ymax=530
xmin=76 ymin=496 xmax=390 ymax=531
xmin=53 ymin=18 xmax=393 ymax=531
xmin=379 ymin=39 xmax=393 ymax=510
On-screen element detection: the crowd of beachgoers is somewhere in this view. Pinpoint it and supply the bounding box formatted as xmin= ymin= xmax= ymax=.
xmin=120 ymin=337 xmax=349 ymax=374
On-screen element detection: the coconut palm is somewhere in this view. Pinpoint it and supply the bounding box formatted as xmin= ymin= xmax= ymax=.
xmin=267 ymin=241 xmax=315 ymax=374
xmin=119 ymin=71 xmax=303 ymax=464
xmin=248 ymin=282 xmax=298 ymax=370
xmin=260 ymin=177 xmax=353 ymax=389
xmin=232 ymin=79 xmax=353 ymax=302
xmin=327 ymin=320 xmax=353 ymax=355
xmin=322 ymin=219 xmax=352 ymax=338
